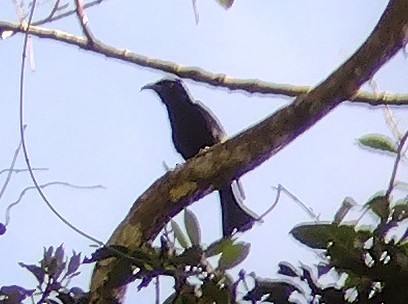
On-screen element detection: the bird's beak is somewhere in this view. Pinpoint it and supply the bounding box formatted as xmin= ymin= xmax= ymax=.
xmin=140 ymin=83 xmax=156 ymax=92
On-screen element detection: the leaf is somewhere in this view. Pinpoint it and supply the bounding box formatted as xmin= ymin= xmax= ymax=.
xmin=18 ymin=263 xmax=45 ymax=283
xmin=216 ymin=0 xmax=234 ymax=9
xmin=55 ymin=244 xmax=65 ymax=265
xmin=365 ymin=195 xmax=390 ymax=221
xmin=358 ymin=134 xmax=398 ymax=154
xmin=218 ymin=242 xmax=250 ymax=270
xmin=392 ymin=200 xmax=408 ymax=222
xmin=171 ymin=220 xmax=190 ymax=249
xmin=290 ymin=223 xmax=370 ymax=250
xmin=316 ymin=263 xmax=332 ymax=277
xmin=243 ymin=279 xmax=300 ymax=303
xmin=277 ymin=262 xmax=298 ymax=277
xmin=176 ymin=247 xmax=203 ymax=266
xmin=201 ymin=279 xmax=230 ymax=303
xmin=184 ymin=209 xmax=201 ymax=246
xmin=205 ymin=238 xmax=233 ymax=257
xmin=67 ymin=251 xmax=81 ymax=276
xmin=0 ymin=285 xmax=35 ymax=303
xmin=42 ymin=246 xmax=54 ymax=268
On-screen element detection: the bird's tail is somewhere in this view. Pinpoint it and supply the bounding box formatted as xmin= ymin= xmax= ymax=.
xmin=219 ymin=182 xmax=258 ymax=237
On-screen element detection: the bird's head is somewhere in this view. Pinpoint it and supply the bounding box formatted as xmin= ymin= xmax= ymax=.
xmin=141 ymin=78 xmax=189 ymax=105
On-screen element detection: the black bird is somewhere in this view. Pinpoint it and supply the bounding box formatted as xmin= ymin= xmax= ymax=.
xmin=141 ymin=78 xmax=257 ymax=237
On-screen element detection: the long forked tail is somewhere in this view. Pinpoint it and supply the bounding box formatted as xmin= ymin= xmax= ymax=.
xmin=219 ymin=181 xmax=258 ymax=237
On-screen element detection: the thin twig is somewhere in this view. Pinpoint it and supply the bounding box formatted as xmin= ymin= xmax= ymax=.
xmin=257 ymin=184 xmax=282 ymax=220
xmin=18 ymin=0 xmax=103 ymax=246
xmin=0 ymin=168 xmax=48 ymax=175
xmin=386 ymin=130 xmax=408 ymax=198
xmin=276 ymin=185 xmax=319 ymax=220
xmin=43 ymin=0 xmax=62 ymax=22
xmin=5 ymin=181 xmax=105 ymax=225
xmin=32 ymin=0 xmax=105 ymax=26
xmin=0 ymin=125 xmax=27 ymax=203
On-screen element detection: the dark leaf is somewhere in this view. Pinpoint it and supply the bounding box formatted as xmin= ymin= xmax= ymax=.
xmin=83 ymin=245 xmax=129 ymax=263
xmin=316 ymin=263 xmax=332 ymax=277
xmin=358 ymin=134 xmax=398 ymax=154
xmin=184 ymin=209 xmax=201 ymax=246
xmin=55 ymin=244 xmax=65 ymax=265
xmin=176 ymin=246 xmax=203 ymax=266
xmin=67 ymin=251 xmax=81 ymax=276
xmin=0 ymin=285 xmax=35 ymax=303
xmin=300 ymin=265 xmax=319 ymax=294
xmin=105 ymin=258 xmax=134 ymax=288
xmin=42 ymin=246 xmax=54 ymax=268
xmin=218 ymin=242 xmax=250 ymax=271
xmin=201 ymin=279 xmax=230 ymax=303
xmin=321 ymin=286 xmax=346 ymax=303
xmin=18 ymin=263 xmax=45 ymax=284
xmin=48 ymin=256 xmax=65 ymax=280
xmin=244 ymin=279 xmax=300 ymax=303
xmin=365 ymin=195 xmax=390 ymax=222
xmin=277 ymin=262 xmax=298 ymax=277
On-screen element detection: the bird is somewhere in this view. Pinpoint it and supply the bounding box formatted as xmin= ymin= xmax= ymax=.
xmin=141 ymin=78 xmax=258 ymax=237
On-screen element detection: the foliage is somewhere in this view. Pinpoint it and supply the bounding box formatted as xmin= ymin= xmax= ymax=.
xmin=1 ymin=245 xmax=86 ymax=304
xmin=2 ymin=131 xmax=408 ymax=303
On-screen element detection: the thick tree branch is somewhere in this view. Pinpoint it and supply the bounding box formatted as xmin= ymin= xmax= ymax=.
xmin=88 ymin=0 xmax=408 ymax=303
xmin=0 ymin=21 xmax=408 ymax=105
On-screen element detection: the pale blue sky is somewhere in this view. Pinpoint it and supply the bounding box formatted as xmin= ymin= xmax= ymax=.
xmin=1 ymin=0 xmax=407 ymax=302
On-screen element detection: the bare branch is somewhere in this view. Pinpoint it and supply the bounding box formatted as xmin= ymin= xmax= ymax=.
xmin=0 ymin=168 xmax=48 ymax=175
xmin=1 ymin=21 xmax=408 ymax=106
xmin=74 ymin=0 xmax=95 ymax=44
xmin=5 ymin=181 xmax=105 ymax=225
xmin=32 ymin=0 xmax=105 ymax=26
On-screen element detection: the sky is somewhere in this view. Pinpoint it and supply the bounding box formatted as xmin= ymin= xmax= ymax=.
xmin=1 ymin=0 xmax=407 ymax=302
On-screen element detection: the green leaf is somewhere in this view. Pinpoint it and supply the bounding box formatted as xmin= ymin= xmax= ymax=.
xmin=358 ymin=134 xmax=398 ymax=154
xmin=201 ymin=280 xmax=230 ymax=303
xmin=290 ymin=223 xmax=370 ymax=250
xmin=216 ymin=0 xmax=234 ymax=9
xmin=218 ymin=242 xmax=250 ymax=270
xmin=365 ymin=195 xmax=390 ymax=221
xmin=392 ymin=199 xmax=408 ymax=222
xmin=184 ymin=209 xmax=201 ymax=246
xmin=171 ymin=220 xmax=190 ymax=249
xmin=205 ymin=238 xmax=233 ymax=257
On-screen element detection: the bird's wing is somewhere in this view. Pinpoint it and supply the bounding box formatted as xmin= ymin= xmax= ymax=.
xmin=194 ymin=100 xmax=227 ymax=142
